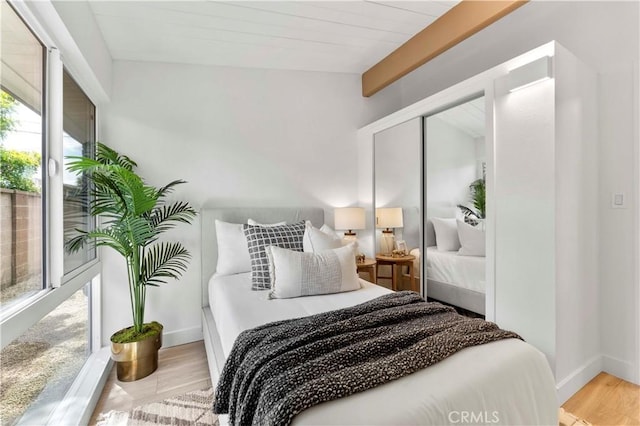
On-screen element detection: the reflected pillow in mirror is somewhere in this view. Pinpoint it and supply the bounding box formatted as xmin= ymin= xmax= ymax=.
xmin=457 ymin=219 xmax=486 ymax=257
xmin=431 ymin=217 xmax=461 ymax=251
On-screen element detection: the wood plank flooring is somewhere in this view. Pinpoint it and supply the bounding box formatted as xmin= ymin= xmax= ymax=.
xmin=562 ymin=372 xmax=640 ymax=425
xmin=91 ymin=342 xmax=640 ymax=426
xmin=90 ymin=341 xmax=210 ymax=424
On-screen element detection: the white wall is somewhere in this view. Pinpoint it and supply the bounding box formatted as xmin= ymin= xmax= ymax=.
xmin=374 ymin=119 xmax=421 ymax=208
xmin=373 ymin=118 xmax=421 ymax=250
xmin=51 ymin=1 xmax=112 ymax=100
xmin=368 ymin=0 xmax=639 ymax=386
xmin=99 ymin=60 xmax=400 ymax=346
xmin=425 ymin=116 xmax=478 ymax=222
xmin=554 ymin=45 xmax=600 ymax=401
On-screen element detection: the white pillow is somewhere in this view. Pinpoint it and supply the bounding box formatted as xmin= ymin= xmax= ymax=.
xmin=457 ymin=219 xmax=486 ymax=257
xmin=303 ymin=223 xmax=343 ymax=252
xmin=431 ymin=217 xmax=461 ymax=251
xmin=215 ymin=220 xmax=251 ymax=275
xmin=247 ymin=219 xmax=286 ymax=227
xmin=267 ymin=244 xmax=361 ymax=299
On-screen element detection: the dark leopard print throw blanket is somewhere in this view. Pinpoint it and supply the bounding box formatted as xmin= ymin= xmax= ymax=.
xmin=213 ymin=291 xmax=521 ymax=426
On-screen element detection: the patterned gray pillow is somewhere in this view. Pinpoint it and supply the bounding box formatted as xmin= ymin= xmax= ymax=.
xmin=243 ymin=221 xmax=306 ymax=290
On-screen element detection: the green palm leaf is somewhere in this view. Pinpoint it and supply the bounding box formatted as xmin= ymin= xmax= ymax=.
xmin=141 ymin=242 xmax=191 ymax=287
xmin=148 ymin=202 xmax=197 ymax=233
xmin=65 ymin=142 xmax=196 ymax=334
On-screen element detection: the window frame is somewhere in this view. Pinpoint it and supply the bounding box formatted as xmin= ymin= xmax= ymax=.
xmin=1 ymin=1 xmax=108 ymax=424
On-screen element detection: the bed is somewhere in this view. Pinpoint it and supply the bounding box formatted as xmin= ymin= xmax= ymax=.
xmin=201 ymin=207 xmax=557 ymax=425
xmin=401 ymin=209 xmax=486 ymax=315
xmin=423 ymin=246 xmax=486 ymax=315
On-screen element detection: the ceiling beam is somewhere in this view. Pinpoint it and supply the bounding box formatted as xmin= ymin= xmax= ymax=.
xmin=361 ymin=0 xmax=528 ymax=97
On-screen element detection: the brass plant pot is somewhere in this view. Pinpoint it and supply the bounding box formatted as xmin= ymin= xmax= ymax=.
xmin=111 ymin=327 xmax=162 ymax=382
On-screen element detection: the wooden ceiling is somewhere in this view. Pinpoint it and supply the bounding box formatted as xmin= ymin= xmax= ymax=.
xmin=84 ymin=1 xmax=459 ymax=74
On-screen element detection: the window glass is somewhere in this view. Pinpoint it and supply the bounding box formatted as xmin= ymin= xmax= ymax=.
xmin=0 ymin=284 xmax=90 ymax=424
xmin=0 ymin=0 xmax=45 ymax=308
xmin=63 ymin=70 xmax=96 ymax=274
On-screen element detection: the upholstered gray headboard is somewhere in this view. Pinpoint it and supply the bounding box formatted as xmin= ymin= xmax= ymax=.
xmin=200 ymin=207 xmax=325 ymax=307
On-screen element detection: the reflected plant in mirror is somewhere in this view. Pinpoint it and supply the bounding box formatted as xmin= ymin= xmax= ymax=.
xmin=457 ymin=166 xmax=486 ymax=226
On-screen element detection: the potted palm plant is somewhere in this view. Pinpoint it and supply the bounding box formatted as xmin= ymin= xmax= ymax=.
xmin=457 ymin=174 xmax=486 ymax=227
xmin=66 ymin=143 xmax=196 ymax=381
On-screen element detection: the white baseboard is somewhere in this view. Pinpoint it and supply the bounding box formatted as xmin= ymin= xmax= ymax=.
xmin=602 ymin=355 xmax=638 ymax=384
xmin=163 ymin=326 xmax=203 ymax=348
xmin=556 ymin=355 xmax=603 ymax=404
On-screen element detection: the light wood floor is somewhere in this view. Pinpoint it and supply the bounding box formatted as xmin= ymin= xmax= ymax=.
xmin=91 ymin=342 xmax=640 ymax=425
xmin=89 ymin=341 xmax=210 ymax=424
xmin=562 ymin=372 xmax=640 ymax=425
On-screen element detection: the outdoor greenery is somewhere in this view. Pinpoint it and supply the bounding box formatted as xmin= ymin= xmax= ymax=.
xmin=0 ymin=147 xmax=41 ymax=193
xmin=0 ymin=91 xmax=18 ymax=140
xmin=66 ymin=143 xmax=196 ymax=337
xmin=0 ymin=91 xmax=41 ymax=193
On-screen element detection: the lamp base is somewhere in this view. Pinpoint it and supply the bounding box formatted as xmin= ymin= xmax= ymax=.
xmin=380 ymin=231 xmax=395 ymax=256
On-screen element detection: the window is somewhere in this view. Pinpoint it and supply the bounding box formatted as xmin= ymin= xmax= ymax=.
xmin=0 ymin=1 xmax=105 ymax=423
xmin=0 ymin=0 xmax=46 ymax=309
xmin=0 ymin=284 xmax=90 ymax=424
xmin=63 ymin=70 xmax=96 ymax=274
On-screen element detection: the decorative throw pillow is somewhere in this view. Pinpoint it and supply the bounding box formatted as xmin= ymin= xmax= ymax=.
xmin=303 ymin=223 xmax=343 ymax=252
xmin=431 ymin=217 xmax=461 ymax=251
xmin=215 ymin=220 xmax=251 ymax=275
xmin=247 ymin=219 xmax=286 ymax=227
xmin=244 ymin=221 xmax=306 ymax=290
xmin=267 ymin=244 xmax=361 ymax=299
xmin=457 ymin=219 xmax=486 ymax=257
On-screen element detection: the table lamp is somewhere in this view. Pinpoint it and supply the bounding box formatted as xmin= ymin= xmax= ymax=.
xmin=334 ymin=207 xmax=366 ymax=244
xmin=376 ymin=207 xmax=403 ymax=255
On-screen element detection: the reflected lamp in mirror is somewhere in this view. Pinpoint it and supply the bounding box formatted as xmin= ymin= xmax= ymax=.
xmin=334 ymin=207 xmax=366 ymax=244
xmin=376 ymin=207 xmax=403 ymax=255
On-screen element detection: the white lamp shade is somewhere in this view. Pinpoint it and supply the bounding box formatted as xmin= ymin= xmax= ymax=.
xmin=334 ymin=207 xmax=365 ymax=231
xmin=376 ymin=207 xmax=403 ymax=229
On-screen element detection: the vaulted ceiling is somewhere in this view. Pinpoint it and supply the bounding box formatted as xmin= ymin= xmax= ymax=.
xmin=85 ymin=1 xmax=459 ymax=73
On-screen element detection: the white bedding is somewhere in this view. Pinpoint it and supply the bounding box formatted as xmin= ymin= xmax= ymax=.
xmin=425 ymin=246 xmax=486 ymax=293
xmin=209 ymin=273 xmax=557 ymax=425
xmin=210 ymin=273 xmax=390 ymax=356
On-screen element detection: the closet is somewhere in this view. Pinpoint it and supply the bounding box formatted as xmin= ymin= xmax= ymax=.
xmin=358 ymin=42 xmax=598 ymax=403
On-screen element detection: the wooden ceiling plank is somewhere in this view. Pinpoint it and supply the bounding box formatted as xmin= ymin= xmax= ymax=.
xmin=362 ymin=0 xmax=528 ymax=97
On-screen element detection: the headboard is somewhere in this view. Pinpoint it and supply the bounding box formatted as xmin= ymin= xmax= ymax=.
xmin=200 ymin=207 xmax=325 ymax=307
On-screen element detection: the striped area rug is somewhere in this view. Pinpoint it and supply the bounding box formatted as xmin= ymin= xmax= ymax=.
xmin=97 ymin=387 xmax=589 ymax=426
xmin=96 ymin=388 xmax=218 ymax=426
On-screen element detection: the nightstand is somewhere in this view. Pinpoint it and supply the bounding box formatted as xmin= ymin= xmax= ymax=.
xmin=356 ymin=258 xmax=377 ymax=284
xmin=375 ymin=254 xmax=416 ymax=292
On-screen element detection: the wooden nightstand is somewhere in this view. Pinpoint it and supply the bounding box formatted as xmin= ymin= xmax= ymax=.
xmin=356 ymin=258 xmax=377 ymax=284
xmin=375 ymin=254 xmax=416 ymax=292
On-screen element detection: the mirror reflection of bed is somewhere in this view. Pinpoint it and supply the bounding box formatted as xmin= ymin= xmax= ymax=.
xmin=373 ymin=96 xmax=487 ymax=317
xmin=373 ymin=118 xmax=422 ymax=293
xmin=424 ymin=96 xmax=486 ymax=317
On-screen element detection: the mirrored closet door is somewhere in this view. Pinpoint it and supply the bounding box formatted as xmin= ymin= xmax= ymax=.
xmin=373 ymin=118 xmax=422 ymax=293
xmin=423 ymin=95 xmax=487 ymax=316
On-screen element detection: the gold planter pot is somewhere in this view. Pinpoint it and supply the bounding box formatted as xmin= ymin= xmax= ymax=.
xmin=111 ymin=327 xmax=162 ymax=382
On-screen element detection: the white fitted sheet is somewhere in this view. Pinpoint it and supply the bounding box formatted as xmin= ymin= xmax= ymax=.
xmin=208 ymin=273 xmax=557 ymax=425
xmin=210 ymin=273 xmax=391 ymax=356
xmin=425 ymin=246 xmax=486 ymax=293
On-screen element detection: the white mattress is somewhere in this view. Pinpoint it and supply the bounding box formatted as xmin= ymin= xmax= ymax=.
xmin=210 ymin=273 xmax=391 ymax=356
xmin=208 ymin=273 xmax=557 ymax=425
xmin=425 ymin=246 xmax=486 ymax=293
